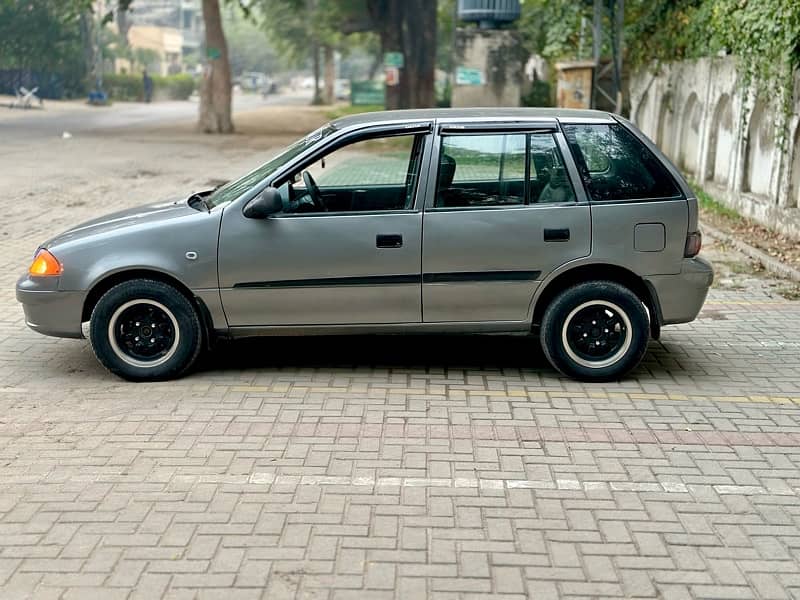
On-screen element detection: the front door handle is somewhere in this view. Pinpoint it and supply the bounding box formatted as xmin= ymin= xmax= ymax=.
xmin=376 ymin=234 xmax=403 ymax=248
xmin=544 ymin=228 xmax=570 ymax=242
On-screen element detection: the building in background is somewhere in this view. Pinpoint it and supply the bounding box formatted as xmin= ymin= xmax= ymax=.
xmin=121 ymin=25 xmax=183 ymax=75
xmin=111 ymin=0 xmax=203 ymax=75
xmin=451 ymin=1 xmax=523 ymax=108
xmin=129 ymin=0 xmax=203 ymax=58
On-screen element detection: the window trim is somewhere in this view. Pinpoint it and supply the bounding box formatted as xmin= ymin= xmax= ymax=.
xmin=439 ymin=123 xmax=557 ymax=134
xmin=232 ymin=121 xmax=434 ymax=217
xmin=561 ymin=121 xmax=685 ymax=204
xmin=427 ymin=130 xmax=583 ymax=211
xmin=524 ymin=135 xmax=531 ymax=204
xmin=269 ymin=208 xmax=420 ymax=219
xmin=269 ymin=124 xmax=434 ymax=217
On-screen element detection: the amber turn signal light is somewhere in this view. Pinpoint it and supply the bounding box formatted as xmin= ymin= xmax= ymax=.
xmin=28 ymin=249 xmax=63 ymax=277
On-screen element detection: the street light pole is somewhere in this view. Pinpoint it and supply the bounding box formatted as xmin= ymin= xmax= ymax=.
xmin=591 ymin=0 xmax=624 ymax=113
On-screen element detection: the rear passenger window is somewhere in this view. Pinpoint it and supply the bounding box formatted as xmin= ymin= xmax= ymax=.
xmin=436 ymin=133 xmax=576 ymax=208
xmin=563 ymin=123 xmax=681 ymax=201
xmin=437 ymin=134 xmax=526 ymax=208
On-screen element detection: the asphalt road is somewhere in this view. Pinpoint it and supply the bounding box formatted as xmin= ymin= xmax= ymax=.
xmin=0 ymin=90 xmax=312 ymax=140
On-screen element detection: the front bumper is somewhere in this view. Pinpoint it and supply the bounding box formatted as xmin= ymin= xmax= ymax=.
xmin=645 ymin=256 xmax=714 ymax=326
xmin=16 ymin=276 xmax=85 ymax=339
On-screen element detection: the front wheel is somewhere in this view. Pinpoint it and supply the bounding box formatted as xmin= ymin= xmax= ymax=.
xmin=89 ymin=279 xmax=203 ymax=381
xmin=540 ymin=281 xmax=649 ymax=382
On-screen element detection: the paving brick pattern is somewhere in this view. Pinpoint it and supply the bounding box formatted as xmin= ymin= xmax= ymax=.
xmin=2 ymin=130 xmax=800 ymax=599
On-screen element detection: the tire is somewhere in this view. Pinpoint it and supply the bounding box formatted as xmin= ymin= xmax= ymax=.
xmin=89 ymin=279 xmax=203 ymax=381
xmin=540 ymin=281 xmax=649 ymax=382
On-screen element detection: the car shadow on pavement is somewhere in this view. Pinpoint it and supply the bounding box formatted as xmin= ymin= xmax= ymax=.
xmin=201 ymin=334 xmax=551 ymax=373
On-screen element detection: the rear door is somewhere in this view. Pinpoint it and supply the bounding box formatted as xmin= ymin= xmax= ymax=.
xmin=560 ymin=121 xmax=687 ymax=276
xmin=421 ymin=122 xmax=591 ymax=323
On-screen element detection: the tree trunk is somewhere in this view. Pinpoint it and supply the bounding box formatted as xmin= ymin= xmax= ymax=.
xmin=368 ymin=0 xmax=437 ymax=109
xmin=322 ymin=44 xmax=335 ymax=105
xmin=307 ymin=0 xmax=323 ymax=105
xmin=368 ymin=0 xmax=407 ymax=109
xmin=311 ymin=41 xmax=322 ymax=105
xmin=407 ymin=0 xmax=436 ymax=108
xmin=79 ymin=11 xmax=95 ymax=89
xmin=198 ymin=0 xmax=233 ymax=133
xmin=116 ymin=1 xmax=131 ymax=47
xmin=400 ymin=9 xmax=415 ymax=108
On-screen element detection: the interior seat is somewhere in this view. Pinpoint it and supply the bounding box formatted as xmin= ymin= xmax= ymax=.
xmin=437 ymin=154 xmax=460 ymax=207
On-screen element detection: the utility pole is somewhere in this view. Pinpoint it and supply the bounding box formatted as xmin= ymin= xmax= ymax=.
xmin=95 ymin=0 xmax=105 ymax=93
xmin=591 ymin=0 xmax=624 ymax=113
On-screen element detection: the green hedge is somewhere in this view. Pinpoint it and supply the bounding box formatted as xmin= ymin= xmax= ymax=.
xmin=102 ymin=73 xmax=196 ymax=101
xmin=521 ymin=80 xmax=553 ymax=108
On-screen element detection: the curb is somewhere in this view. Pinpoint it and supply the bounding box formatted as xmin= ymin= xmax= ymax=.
xmin=702 ymin=221 xmax=800 ymax=283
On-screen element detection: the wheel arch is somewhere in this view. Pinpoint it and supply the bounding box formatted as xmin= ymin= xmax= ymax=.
xmin=82 ymin=269 xmax=215 ymax=346
xmin=531 ymin=263 xmax=662 ymax=339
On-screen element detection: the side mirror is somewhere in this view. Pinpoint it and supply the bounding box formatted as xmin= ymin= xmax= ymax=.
xmin=243 ymin=186 xmax=282 ymax=219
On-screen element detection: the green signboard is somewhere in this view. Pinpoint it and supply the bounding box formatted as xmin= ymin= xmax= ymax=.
xmin=207 ymin=47 xmax=222 ymax=60
xmin=351 ymin=80 xmax=385 ymax=107
xmin=456 ymin=66 xmax=484 ymax=86
xmin=383 ymin=52 xmax=404 ymax=68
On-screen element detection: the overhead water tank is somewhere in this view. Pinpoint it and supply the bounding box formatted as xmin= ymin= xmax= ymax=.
xmin=457 ymin=0 xmax=521 ymax=29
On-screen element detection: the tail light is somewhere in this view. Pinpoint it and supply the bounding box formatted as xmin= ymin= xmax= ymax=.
xmin=28 ymin=249 xmax=63 ymax=277
xmin=684 ymin=231 xmax=702 ymax=258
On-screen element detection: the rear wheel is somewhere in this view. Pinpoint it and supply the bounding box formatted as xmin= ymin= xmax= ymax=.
xmin=89 ymin=279 xmax=203 ymax=381
xmin=540 ymin=281 xmax=649 ymax=382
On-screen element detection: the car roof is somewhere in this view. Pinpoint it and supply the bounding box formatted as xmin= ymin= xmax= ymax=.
xmin=331 ymin=107 xmax=616 ymax=129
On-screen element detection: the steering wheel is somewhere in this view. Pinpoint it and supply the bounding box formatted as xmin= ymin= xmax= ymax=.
xmin=302 ymin=171 xmax=326 ymax=212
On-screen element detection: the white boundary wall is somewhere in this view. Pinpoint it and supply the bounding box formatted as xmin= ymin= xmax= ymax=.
xmin=630 ymin=57 xmax=800 ymax=238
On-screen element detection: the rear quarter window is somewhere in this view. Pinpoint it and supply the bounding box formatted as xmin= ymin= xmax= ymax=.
xmin=563 ymin=123 xmax=682 ymax=202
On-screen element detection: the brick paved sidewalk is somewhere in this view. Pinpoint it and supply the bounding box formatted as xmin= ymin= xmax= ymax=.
xmin=1 ymin=128 xmax=800 ymax=599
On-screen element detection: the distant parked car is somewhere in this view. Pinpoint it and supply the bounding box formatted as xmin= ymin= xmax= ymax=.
xmin=261 ymin=80 xmax=278 ymax=97
xmin=17 ymin=108 xmax=712 ymax=382
xmin=334 ymin=79 xmax=350 ymax=101
xmin=238 ymin=71 xmax=269 ymax=91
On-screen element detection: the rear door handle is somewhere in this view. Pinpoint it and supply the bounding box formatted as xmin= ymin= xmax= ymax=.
xmin=376 ymin=234 xmax=403 ymax=248
xmin=544 ymin=228 xmax=570 ymax=242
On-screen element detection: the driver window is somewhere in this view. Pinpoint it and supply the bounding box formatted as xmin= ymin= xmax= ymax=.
xmin=283 ymin=133 xmax=424 ymax=213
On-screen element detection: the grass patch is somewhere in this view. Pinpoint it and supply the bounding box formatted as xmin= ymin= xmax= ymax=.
xmin=689 ymin=181 xmax=741 ymax=221
xmin=774 ymin=284 xmax=800 ymax=301
xmin=325 ymin=104 xmax=383 ymax=121
xmin=715 ymin=260 xmax=761 ymax=275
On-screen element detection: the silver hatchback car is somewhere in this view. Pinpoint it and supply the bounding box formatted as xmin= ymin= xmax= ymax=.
xmin=17 ymin=108 xmax=713 ymax=382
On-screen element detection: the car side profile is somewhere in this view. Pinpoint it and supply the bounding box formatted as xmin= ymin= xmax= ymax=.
xmin=16 ymin=108 xmax=713 ymax=382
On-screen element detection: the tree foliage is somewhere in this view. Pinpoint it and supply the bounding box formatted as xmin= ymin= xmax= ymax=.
xmin=223 ymin=9 xmax=282 ymax=76
xmin=0 ymin=0 xmax=96 ymax=96
xmin=626 ymin=0 xmax=800 ymax=81
xmin=255 ymin=0 xmax=359 ymax=66
xmin=515 ymin=0 xmax=800 ymax=86
xmin=706 ymin=0 xmax=800 ymax=87
xmin=515 ymin=0 xmax=799 ymax=116
xmin=517 ymin=0 xmax=588 ymax=61
xmin=626 ymin=0 xmax=800 ymax=137
xmin=0 ymin=0 xmax=86 ymax=70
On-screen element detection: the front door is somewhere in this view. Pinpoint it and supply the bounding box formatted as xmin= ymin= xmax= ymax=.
xmin=421 ymin=127 xmax=592 ymax=323
xmin=218 ymin=127 xmax=429 ymax=327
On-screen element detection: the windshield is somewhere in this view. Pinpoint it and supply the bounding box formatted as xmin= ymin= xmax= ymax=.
xmin=205 ymin=124 xmax=336 ymax=208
